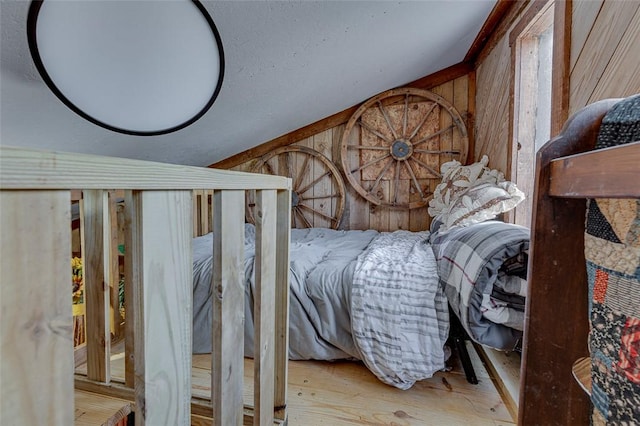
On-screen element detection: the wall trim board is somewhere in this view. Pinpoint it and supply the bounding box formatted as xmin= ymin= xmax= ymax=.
xmin=475 ymin=0 xmax=531 ymax=66
xmin=465 ymin=0 xmax=519 ymax=63
xmin=551 ymin=0 xmax=572 ymax=137
xmin=209 ymin=62 xmax=473 ymax=170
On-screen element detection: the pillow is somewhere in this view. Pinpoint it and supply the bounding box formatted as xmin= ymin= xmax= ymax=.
xmin=428 ymin=155 xmax=503 ymax=218
xmin=434 ymin=181 xmax=524 ymax=232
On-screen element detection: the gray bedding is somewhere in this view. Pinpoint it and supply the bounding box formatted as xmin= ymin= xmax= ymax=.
xmin=192 ymin=224 xmax=378 ymax=360
xmin=191 ymin=224 xmax=449 ymax=389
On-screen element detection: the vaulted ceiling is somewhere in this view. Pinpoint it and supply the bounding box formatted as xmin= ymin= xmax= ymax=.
xmin=1 ymin=0 xmax=496 ymax=166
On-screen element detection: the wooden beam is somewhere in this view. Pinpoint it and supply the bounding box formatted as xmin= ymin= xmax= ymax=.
xmin=549 ymin=141 xmax=640 ymax=198
xmin=83 ymin=189 xmax=111 ymax=383
xmin=134 ymin=190 xmax=193 ymax=425
xmin=550 ymin=0 xmax=572 ymax=137
xmin=209 ymin=62 xmax=473 ymax=170
xmin=273 ymin=188 xmax=291 ymax=422
xmin=465 ymin=0 xmax=519 ymax=62
xmin=1 ymin=190 xmax=74 ymax=425
xmin=212 ymin=190 xmax=246 ymax=426
xmin=253 ymin=190 xmax=277 ymax=426
xmin=0 ymin=146 xmax=289 ymax=191
xmin=475 ymin=0 xmax=531 ymax=66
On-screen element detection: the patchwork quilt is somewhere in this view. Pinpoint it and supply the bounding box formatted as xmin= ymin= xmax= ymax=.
xmin=585 ymin=94 xmax=640 ymax=425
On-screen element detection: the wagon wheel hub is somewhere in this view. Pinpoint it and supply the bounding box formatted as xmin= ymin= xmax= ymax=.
xmin=291 ymin=191 xmax=300 ymax=207
xmin=390 ymin=139 xmax=413 ymax=160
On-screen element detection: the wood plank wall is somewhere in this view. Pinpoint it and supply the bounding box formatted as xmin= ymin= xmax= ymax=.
xmin=475 ymin=0 xmax=640 ymax=174
xmin=569 ymin=0 xmax=640 ymax=112
xmin=231 ymin=76 xmax=472 ymax=233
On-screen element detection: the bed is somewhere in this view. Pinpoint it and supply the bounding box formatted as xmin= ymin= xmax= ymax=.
xmin=191 ymin=149 xmax=530 ymax=390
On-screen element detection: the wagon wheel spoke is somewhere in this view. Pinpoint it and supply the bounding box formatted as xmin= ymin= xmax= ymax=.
xmin=413 ymin=149 xmax=461 ymax=155
xmin=407 ymin=102 xmax=437 ymax=140
xmin=409 ymin=157 xmax=442 ymax=179
xmin=263 ymin=159 xmax=276 ymax=176
xmin=349 ymin=153 xmax=391 ymax=175
xmin=249 ymin=145 xmax=346 ymax=229
xmin=377 ymin=100 xmax=399 ymax=140
xmin=358 ymin=119 xmax=393 ymax=143
xmin=298 ymin=203 xmax=338 ymax=224
xmin=299 ymin=193 xmax=341 ymax=201
xmin=412 ymin=124 xmax=456 ymax=146
xmin=402 ymin=93 xmax=409 ymax=137
xmin=367 ymin=157 xmax=394 ymax=196
xmin=285 ymin=151 xmax=294 ymax=179
xmin=294 ymin=207 xmax=313 ymax=228
xmin=294 ymin=154 xmax=312 ymax=192
xmin=393 ymin=160 xmax=401 ymax=205
xmin=297 ymin=170 xmax=331 ymax=196
xmin=346 ymin=145 xmax=388 ymax=151
xmin=403 ymin=160 xmax=424 ymax=199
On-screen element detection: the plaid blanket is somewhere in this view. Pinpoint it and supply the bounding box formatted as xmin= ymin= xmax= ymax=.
xmin=351 ymin=230 xmax=449 ymax=389
xmin=430 ymin=221 xmax=529 ymax=350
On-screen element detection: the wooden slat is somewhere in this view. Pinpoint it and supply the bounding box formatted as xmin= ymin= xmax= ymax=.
xmin=475 ymin=346 xmax=520 ymax=422
xmin=133 ymin=190 xmax=193 ymax=426
xmin=274 ymin=188 xmax=291 ymax=421
xmin=588 ymin=6 xmax=640 ymax=103
xmin=108 ymin=191 xmax=123 ymax=341
xmin=569 ymin=0 xmax=639 ymax=113
xmin=83 ymin=189 xmax=111 ymax=383
xmin=550 ymin=0 xmax=571 ymax=137
xmin=549 ymin=141 xmax=640 ymax=198
xmin=0 ymin=146 xmax=290 ymax=191
xmin=571 ymin=0 xmax=604 ymax=72
xmin=1 ymin=190 xmax=74 ymax=425
xmin=123 ymin=191 xmax=137 ymax=388
xmin=253 ymin=190 xmax=278 ymax=426
xmin=212 ymin=190 xmax=246 ymax=426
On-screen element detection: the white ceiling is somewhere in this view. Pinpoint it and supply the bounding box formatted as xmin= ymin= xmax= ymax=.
xmin=1 ymin=0 xmax=496 ymax=167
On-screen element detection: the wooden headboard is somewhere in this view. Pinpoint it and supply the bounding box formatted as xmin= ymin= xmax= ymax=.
xmin=520 ymin=98 xmax=640 ymax=424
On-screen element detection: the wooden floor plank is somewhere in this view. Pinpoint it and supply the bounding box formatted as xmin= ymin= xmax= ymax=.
xmin=77 ymin=344 xmax=514 ymax=425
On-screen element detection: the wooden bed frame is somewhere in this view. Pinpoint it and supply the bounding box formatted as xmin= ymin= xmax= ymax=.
xmin=0 ymin=146 xmax=292 ymax=425
xmin=519 ymin=98 xmax=640 ymax=425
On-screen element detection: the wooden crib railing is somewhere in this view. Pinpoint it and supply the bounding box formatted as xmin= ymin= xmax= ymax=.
xmin=520 ymin=99 xmax=640 ymax=425
xmin=0 ymin=146 xmax=291 ymax=426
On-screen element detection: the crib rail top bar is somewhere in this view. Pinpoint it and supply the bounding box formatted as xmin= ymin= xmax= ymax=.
xmin=0 ymin=146 xmax=291 ymax=190
xmin=549 ymin=140 xmax=640 ymax=198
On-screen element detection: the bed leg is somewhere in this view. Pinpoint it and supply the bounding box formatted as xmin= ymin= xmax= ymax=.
xmin=448 ymin=308 xmax=478 ymax=385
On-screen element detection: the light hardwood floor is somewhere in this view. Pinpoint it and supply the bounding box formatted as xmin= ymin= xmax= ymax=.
xmin=75 ymin=341 xmax=516 ymax=425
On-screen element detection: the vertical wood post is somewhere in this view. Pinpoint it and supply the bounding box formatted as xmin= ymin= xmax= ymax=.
xmin=133 ymin=190 xmax=192 ymax=425
xmin=254 ymin=190 xmax=277 ymax=426
xmin=212 ymin=189 xmax=245 ymax=426
xmin=83 ymin=189 xmax=111 ymax=382
xmin=0 ymin=190 xmax=74 ymax=425
xmin=274 ymin=188 xmax=291 ymax=421
xmin=123 ymin=190 xmax=137 ymax=388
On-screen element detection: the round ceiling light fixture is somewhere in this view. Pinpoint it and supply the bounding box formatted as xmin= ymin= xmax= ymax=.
xmin=27 ymin=0 xmax=224 ymax=136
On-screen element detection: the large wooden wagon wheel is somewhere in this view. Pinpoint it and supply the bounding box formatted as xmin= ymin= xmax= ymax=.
xmin=340 ymin=87 xmax=469 ymax=209
xmin=247 ymin=145 xmax=346 ymax=229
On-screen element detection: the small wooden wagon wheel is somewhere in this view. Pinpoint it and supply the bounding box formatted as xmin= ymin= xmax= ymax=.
xmin=340 ymin=87 xmax=468 ymax=209
xmin=247 ymin=145 xmax=346 ymax=229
